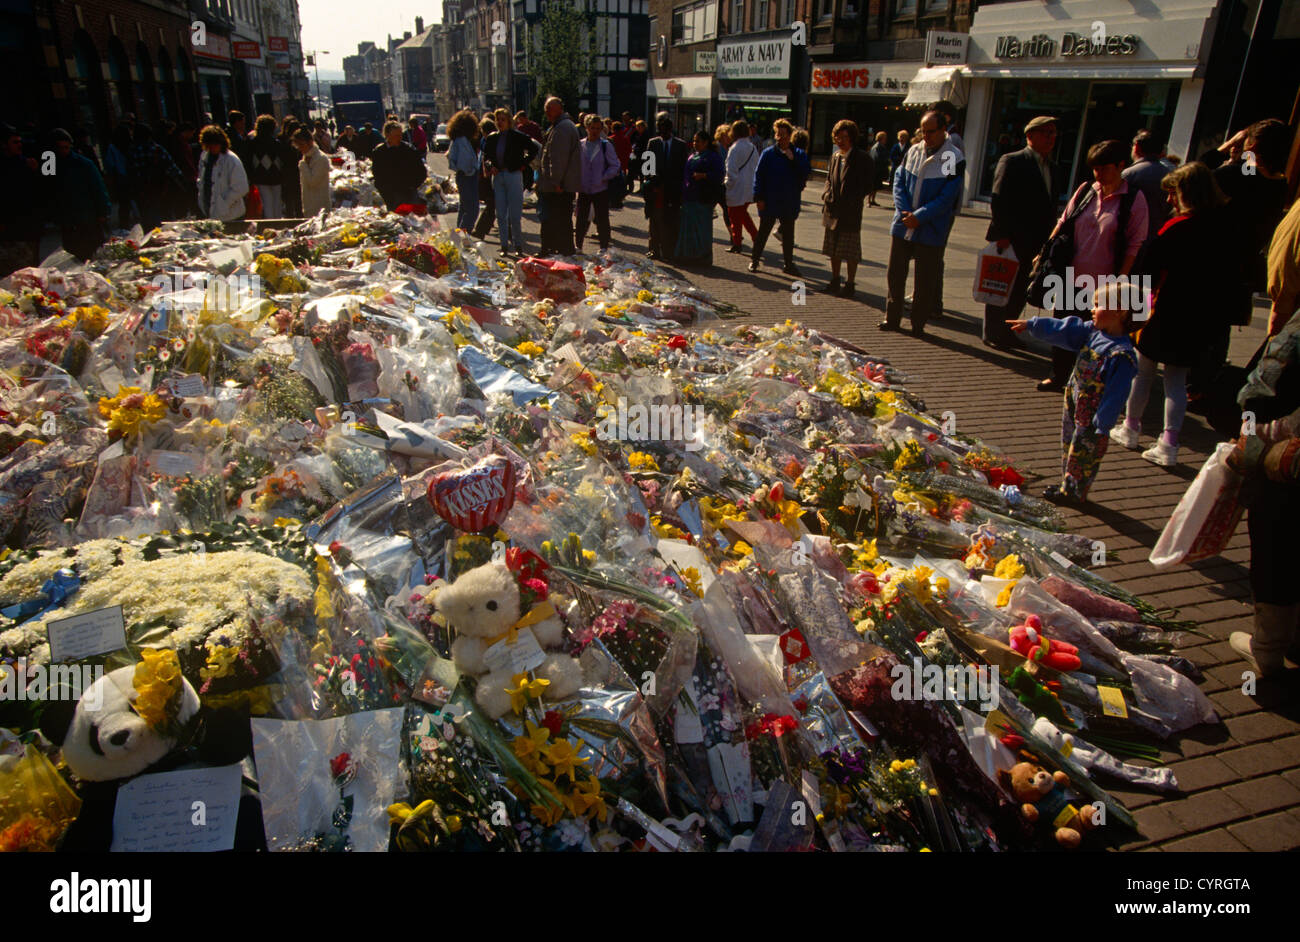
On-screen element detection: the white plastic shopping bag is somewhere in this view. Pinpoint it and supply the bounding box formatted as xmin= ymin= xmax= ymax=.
xmin=1149 ymin=443 xmax=1245 ymax=569
xmin=972 ymin=243 xmax=1019 ymax=306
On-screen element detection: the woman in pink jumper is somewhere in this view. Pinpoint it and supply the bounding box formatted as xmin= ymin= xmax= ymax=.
xmin=1036 ymin=140 xmax=1149 ymax=393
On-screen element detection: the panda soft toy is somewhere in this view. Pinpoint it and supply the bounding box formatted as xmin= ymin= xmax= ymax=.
xmin=40 ymin=656 xmax=265 ymax=851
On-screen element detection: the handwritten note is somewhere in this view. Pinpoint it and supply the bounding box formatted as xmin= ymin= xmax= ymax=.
xmin=146 ymin=450 xmax=197 ymax=477
xmin=167 ymin=373 xmax=207 ymax=398
xmin=46 ymin=606 xmax=126 ymax=662
xmin=110 ymin=764 xmax=243 ymax=852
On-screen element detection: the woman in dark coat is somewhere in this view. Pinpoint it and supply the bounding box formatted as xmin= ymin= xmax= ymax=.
xmin=1113 ymin=162 xmax=1228 ymax=467
xmin=821 ymin=120 xmax=872 ymax=298
xmin=674 ymin=130 xmax=725 ymax=266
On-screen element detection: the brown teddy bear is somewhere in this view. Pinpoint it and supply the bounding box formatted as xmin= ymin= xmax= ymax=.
xmin=1003 ymin=761 xmax=1098 ymax=849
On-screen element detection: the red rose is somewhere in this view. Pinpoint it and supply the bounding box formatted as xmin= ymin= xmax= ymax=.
xmin=523 ymin=577 xmax=549 ymax=601
xmin=668 ymin=335 xmax=688 ymax=350
xmin=329 ymin=753 xmax=351 ymax=778
xmin=768 ymin=482 xmax=784 ymax=503
xmin=541 ymin=711 xmax=564 ymax=737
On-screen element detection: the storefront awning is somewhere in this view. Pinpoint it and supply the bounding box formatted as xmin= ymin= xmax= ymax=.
xmin=903 ymin=66 xmax=967 ymax=107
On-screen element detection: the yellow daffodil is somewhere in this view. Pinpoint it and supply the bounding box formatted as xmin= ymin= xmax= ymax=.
xmin=199 ymin=645 xmax=239 ymax=681
xmin=678 ymin=566 xmax=703 ymax=597
xmin=512 ymin=720 xmax=552 ymax=767
xmin=569 ymin=776 xmax=608 ymax=821
xmin=853 ymin=539 xmax=879 ymax=569
xmin=995 ymin=584 xmax=1014 ymax=608
xmin=649 ymin=516 xmax=686 ymax=540
xmin=543 ymin=739 xmax=588 ymax=780
xmin=505 ymin=672 xmax=551 ymax=714
xmin=98 ymin=386 xmax=166 ymax=438
xmin=516 ymin=340 xmax=545 ymax=357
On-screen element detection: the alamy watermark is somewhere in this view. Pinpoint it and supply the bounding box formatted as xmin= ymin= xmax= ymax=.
xmin=0 ymin=658 xmax=103 ymax=708
xmin=1040 ymin=269 xmax=1151 ymax=318
xmin=595 ymin=397 xmax=704 ymax=451
xmin=890 ymin=656 xmax=1000 ymax=711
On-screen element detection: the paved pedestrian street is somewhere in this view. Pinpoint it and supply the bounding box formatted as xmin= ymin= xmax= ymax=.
xmin=433 ymin=152 xmax=1300 ymax=851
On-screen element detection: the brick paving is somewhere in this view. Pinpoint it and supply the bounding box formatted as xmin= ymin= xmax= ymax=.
xmin=431 ymin=153 xmax=1298 ymax=850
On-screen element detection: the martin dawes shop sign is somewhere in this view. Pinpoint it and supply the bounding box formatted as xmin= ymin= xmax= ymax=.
xmin=717 ymin=36 xmax=791 ymax=80
xmin=996 ymin=32 xmax=1140 ymax=59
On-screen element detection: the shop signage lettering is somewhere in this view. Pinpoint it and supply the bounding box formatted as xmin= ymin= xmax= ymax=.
xmin=232 ymin=41 xmax=261 ymax=59
xmin=716 ymin=38 xmax=791 ymax=79
xmin=269 ymin=36 xmax=289 ymax=53
xmin=995 ymin=32 xmax=1139 ymax=59
xmin=812 ymin=66 xmax=871 ymax=90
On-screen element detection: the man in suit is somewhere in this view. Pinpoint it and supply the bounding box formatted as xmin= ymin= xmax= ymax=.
xmin=982 ymin=115 xmax=1061 ymax=350
xmin=641 ymin=113 xmax=687 ymax=260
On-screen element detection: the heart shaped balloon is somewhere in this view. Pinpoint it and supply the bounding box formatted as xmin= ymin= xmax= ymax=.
xmin=427 ymin=454 xmax=517 ymax=532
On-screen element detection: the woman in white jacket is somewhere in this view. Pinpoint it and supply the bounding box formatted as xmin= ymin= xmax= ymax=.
xmin=723 ymin=120 xmax=760 ymax=254
xmin=293 ymin=128 xmax=330 ymax=217
xmin=196 ymin=125 xmax=249 ymax=232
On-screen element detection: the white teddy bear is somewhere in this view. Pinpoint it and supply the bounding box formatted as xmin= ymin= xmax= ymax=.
xmin=434 ymin=559 xmax=583 ymax=718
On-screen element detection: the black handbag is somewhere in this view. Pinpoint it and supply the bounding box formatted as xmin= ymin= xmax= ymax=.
xmin=1025 ymin=183 xmax=1094 ymax=309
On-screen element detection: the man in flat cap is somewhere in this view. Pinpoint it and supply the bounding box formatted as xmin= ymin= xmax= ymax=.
xmin=982 ymin=115 xmax=1062 ymax=349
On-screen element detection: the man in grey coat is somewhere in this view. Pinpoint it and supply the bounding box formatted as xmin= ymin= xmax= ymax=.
xmin=538 ymin=96 xmax=581 ymax=256
xmin=1122 ymin=129 xmax=1176 ymax=275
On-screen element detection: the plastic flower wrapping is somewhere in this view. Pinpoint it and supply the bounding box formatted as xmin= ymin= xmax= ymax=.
xmin=0 ymin=209 xmax=1218 ymax=853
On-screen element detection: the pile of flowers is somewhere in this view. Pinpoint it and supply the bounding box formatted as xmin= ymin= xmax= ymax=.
xmin=0 ymin=209 xmax=1215 ymax=854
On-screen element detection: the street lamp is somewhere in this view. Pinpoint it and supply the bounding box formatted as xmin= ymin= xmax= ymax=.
xmin=307 ymin=50 xmax=330 ymax=119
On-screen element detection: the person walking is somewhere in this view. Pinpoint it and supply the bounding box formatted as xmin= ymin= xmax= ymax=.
xmin=538 ymin=96 xmax=581 ymax=256
xmin=575 ymin=114 xmax=622 ymax=253
xmin=353 ymin=121 xmax=380 ymax=160
xmin=748 ymin=118 xmax=811 ymax=276
xmin=447 ymin=109 xmax=481 ymax=231
xmin=1009 ymin=284 xmax=1139 ymax=503
xmin=675 ymin=130 xmax=725 ymax=266
xmin=610 ymin=120 xmax=633 ymax=209
xmin=483 ymin=109 xmax=540 ymax=256
xmin=371 ymin=120 xmax=428 ymax=212
xmin=1033 ymin=139 xmax=1148 ymax=391
xmin=244 ymin=114 xmax=294 ymax=218
xmin=196 ymin=125 xmax=249 ymax=232
xmin=820 ymin=120 xmax=871 ymax=298
xmin=642 ymin=113 xmax=687 ymax=261
xmin=292 ymin=127 xmax=330 ymax=217
xmin=867 ymin=130 xmax=890 ymax=207
xmin=630 ymin=118 xmax=650 ymax=193
xmin=47 ymin=128 xmax=110 ymax=261
xmin=0 ymin=124 xmax=41 ymax=275
xmin=723 ymin=119 xmax=760 ymax=255
xmin=982 ymin=115 xmax=1062 ymax=350
xmin=473 ymin=116 xmax=499 ymax=239
xmin=1111 ymin=162 xmax=1228 ymax=467
xmin=880 ymin=111 xmax=964 ymax=336
xmin=103 ymin=123 xmax=136 ymax=229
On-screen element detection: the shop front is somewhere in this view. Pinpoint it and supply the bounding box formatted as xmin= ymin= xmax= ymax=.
xmin=807 ymin=60 xmax=926 ymax=160
xmin=193 ymin=32 xmax=236 ymax=123
xmin=715 ymin=32 xmax=804 ymax=144
xmin=959 ymin=0 xmax=1220 ymax=206
xmin=648 ymin=76 xmax=716 ymax=137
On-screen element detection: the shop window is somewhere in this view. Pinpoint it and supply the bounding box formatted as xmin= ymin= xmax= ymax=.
xmin=755 ymin=0 xmax=768 ymax=31
xmin=672 ymin=0 xmax=717 ymax=45
xmin=779 ymin=0 xmax=793 ymax=26
xmin=731 ymin=0 xmax=745 ymax=33
xmin=893 ymin=0 xmax=916 ymax=17
xmin=920 ymin=0 xmax=946 ymax=14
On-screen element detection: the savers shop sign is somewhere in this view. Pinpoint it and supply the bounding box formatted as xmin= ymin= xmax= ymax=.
xmin=717 ymin=37 xmax=791 ymax=80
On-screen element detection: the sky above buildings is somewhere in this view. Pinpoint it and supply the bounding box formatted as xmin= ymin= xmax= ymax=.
xmin=299 ymin=0 xmax=439 ymax=73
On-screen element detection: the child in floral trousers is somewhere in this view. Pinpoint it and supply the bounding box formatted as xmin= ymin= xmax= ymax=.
xmin=1009 ymin=286 xmax=1139 ymax=502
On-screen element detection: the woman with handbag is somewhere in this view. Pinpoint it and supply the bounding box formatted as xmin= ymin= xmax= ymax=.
xmin=1028 ymin=140 xmax=1148 ymax=392
xmin=820 ymin=120 xmax=871 ymax=299
xmin=1112 ymin=163 xmax=1229 ymax=467
xmin=723 ymin=120 xmax=760 ymax=254
xmin=675 ymin=131 xmax=725 ymax=267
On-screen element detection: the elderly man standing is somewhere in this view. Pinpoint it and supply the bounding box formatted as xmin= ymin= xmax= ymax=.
xmin=880 ymin=111 xmax=965 ymax=337
xmin=538 ymin=96 xmax=581 ymax=256
xmin=981 ymin=115 xmax=1062 ymax=349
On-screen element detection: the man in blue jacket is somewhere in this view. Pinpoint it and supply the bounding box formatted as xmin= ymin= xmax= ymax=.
xmin=881 ymin=111 xmax=964 ymax=337
xmin=748 ymin=118 xmax=811 ymax=276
